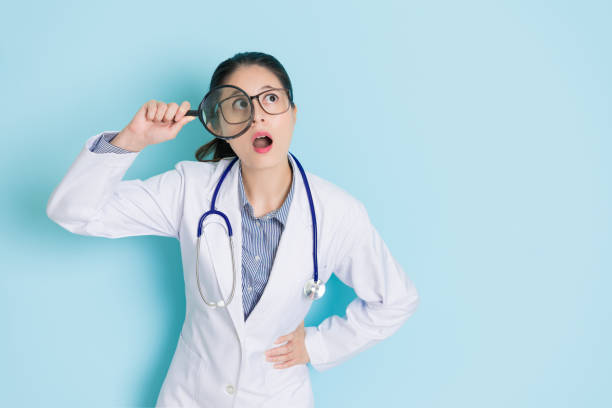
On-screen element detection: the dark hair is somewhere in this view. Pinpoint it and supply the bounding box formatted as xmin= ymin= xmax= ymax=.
xmin=195 ymin=51 xmax=295 ymax=162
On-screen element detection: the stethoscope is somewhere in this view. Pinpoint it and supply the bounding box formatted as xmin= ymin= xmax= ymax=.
xmin=195 ymin=152 xmax=326 ymax=309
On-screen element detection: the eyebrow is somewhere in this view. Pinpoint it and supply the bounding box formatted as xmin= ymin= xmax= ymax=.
xmin=225 ymin=85 xmax=276 ymax=99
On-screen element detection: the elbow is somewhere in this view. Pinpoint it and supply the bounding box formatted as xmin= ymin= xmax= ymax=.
xmin=372 ymin=285 xmax=420 ymax=335
xmin=46 ymin=194 xmax=89 ymax=234
xmin=407 ymin=290 xmax=420 ymax=317
xmin=46 ymin=193 xmax=71 ymax=225
xmin=46 ymin=195 xmax=61 ymax=224
xmin=399 ymin=284 xmax=420 ymax=321
xmin=46 ymin=197 xmax=59 ymax=223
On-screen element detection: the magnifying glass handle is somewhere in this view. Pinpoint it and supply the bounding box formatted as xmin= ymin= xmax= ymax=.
xmin=186 ymin=110 xmax=199 ymax=116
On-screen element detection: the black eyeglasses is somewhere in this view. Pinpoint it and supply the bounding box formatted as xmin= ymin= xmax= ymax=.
xmin=185 ymin=84 xmax=293 ymax=140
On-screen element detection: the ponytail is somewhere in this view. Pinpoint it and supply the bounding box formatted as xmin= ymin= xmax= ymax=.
xmin=195 ymin=138 xmax=236 ymax=162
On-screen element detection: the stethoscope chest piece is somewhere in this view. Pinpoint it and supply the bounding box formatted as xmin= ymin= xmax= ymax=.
xmin=304 ymin=278 xmax=326 ymax=300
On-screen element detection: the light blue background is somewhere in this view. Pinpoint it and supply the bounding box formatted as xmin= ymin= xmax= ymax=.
xmin=1 ymin=0 xmax=610 ymax=406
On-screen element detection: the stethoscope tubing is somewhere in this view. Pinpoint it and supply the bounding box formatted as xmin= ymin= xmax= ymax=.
xmin=288 ymin=152 xmax=319 ymax=282
xmin=195 ymin=153 xmax=321 ymax=308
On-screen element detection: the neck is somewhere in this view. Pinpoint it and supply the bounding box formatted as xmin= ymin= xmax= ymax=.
xmin=241 ymin=157 xmax=293 ymax=218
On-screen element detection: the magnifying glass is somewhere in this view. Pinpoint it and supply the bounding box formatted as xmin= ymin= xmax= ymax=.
xmin=184 ymin=84 xmax=292 ymax=140
xmin=183 ymin=84 xmax=254 ymax=141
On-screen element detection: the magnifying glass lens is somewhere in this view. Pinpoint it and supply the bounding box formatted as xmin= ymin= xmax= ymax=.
xmin=201 ymin=86 xmax=253 ymax=139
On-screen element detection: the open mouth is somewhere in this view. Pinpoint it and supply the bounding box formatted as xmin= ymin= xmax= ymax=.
xmin=253 ymin=135 xmax=273 ymax=149
xmin=252 ymin=132 xmax=273 ymax=153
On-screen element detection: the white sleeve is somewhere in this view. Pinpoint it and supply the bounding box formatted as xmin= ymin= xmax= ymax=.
xmin=46 ymin=132 xmax=185 ymax=240
xmin=304 ymin=200 xmax=420 ymax=372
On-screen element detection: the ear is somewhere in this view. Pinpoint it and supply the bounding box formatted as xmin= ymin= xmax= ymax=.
xmin=292 ymin=104 xmax=298 ymax=124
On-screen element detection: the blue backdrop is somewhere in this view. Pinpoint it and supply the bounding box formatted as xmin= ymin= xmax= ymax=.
xmin=1 ymin=0 xmax=610 ymax=407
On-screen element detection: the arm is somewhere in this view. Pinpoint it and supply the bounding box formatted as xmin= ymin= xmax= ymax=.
xmin=304 ymin=200 xmax=420 ymax=372
xmin=46 ymin=132 xmax=185 ymax=239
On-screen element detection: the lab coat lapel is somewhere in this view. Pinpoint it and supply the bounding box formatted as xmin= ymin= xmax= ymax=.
xmin=244 ymin=154 xmax=313 ymax=328
xmin=209 ymin=158 xmax=246 ymax=340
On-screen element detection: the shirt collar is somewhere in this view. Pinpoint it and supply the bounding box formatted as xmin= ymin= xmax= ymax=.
xmin=238 ymin=155 xmax=296 ymax=225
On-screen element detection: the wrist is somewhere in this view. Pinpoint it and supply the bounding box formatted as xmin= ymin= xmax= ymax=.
xmin=112 ymin=129 xmax=147 ymax=152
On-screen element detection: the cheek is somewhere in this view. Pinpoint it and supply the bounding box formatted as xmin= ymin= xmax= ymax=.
xmin=275 ymin=120 xmax=295 ymax=146
xmin=229 ymin=138 xmax=250 ymax=155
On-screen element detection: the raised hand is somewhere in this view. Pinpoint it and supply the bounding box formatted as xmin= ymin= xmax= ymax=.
xmin=112 ymin=100 xmax=197 ymax=152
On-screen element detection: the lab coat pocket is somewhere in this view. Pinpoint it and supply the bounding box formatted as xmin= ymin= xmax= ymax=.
xmin=159 ymin=334 xmax=206 ymax=405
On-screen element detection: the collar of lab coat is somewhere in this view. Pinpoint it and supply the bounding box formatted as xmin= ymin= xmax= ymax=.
xmin=209 ymin=152 xmax=313 ymax=340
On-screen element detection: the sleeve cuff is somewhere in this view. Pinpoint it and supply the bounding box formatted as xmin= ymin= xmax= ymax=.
xmin=90 ymin=131 xmax=139 ymax=154
xmin=82 ymin=132 xmax=141 ymax=168
xmin=304 ymin=325 xmax=330 ymax=372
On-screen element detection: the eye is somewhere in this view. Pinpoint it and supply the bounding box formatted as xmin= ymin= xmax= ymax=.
xmin=264 ymin=93 xmax=279 ymax=104
xmin=232 ymin=97 xmax=249 ymax=110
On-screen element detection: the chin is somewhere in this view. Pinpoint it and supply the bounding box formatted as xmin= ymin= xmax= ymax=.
xmin=243 ymin=151 xmax=287 ymax=169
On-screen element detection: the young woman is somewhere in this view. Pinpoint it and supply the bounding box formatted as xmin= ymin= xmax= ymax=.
xmin=46 ymin=51 xmax=420 ymax=407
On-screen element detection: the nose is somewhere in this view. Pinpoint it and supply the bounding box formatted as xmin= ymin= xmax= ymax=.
xmin=250 ymin=97 xmax=267 ymax=125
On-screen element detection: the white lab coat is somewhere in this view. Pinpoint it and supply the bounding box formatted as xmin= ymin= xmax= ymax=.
xmin=46 ymin=132 xmax=420 ymax=408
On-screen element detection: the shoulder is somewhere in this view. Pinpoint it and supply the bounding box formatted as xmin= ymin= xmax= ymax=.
xmin=174 ymin=157 xmax=230 ymax=174
xmin=172 ymin=157 xmax=235 ymax=189
xmin=303 ymin=169 xmax=373 ymax=264
xmin=304 ymin=170 xmax=367 ymax=219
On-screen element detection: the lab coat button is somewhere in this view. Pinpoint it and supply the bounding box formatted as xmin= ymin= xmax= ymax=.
xmin=254 ymin=255 xmax=260 ymax=261
xmin=225 ymin=384 xmax=235 ymax=395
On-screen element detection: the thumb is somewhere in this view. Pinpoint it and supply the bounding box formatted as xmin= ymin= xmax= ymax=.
xmin=170 ymin=115 xmax=197 ymax=132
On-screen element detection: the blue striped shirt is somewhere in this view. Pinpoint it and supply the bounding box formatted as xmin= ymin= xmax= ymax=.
xmin=237 ymin=160 xmax=295 ymax=320
xmin=90 ymin=132 xmax=295 ymax=321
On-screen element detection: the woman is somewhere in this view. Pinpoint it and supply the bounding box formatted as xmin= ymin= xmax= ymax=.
xmin=46 ymin=51 xmax=420 ymax=407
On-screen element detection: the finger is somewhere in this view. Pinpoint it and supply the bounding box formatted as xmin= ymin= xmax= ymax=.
xmin=136 ymin=101 xmax=148 ymax=118
xmin=146 ymin=100 xmax=157 ymax=121
xmin=169 ymin=114 xmax=195 ymax=132
xmin=274 ymin=359 xmax=296 ymax=369
xmin=155 ymin=102 xmax=167 ymax=122
xmin=266 ymin=344 xmax=292 ymax=357
xmin=275 ymin=333 xmax=293 ymax=344
xmin=164 ymin=102 xmax=179 ymax=123
xmin=174 ymin=101 xmax=191 ymax=122
xmin=267 ymin=352 xmax=293 ymax=362
xmin=167 ymin=117 xmax=191 ymax=137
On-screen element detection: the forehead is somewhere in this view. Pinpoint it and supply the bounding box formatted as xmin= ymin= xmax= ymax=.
xmin=222 ymin=65 xmax=283 ymax=94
